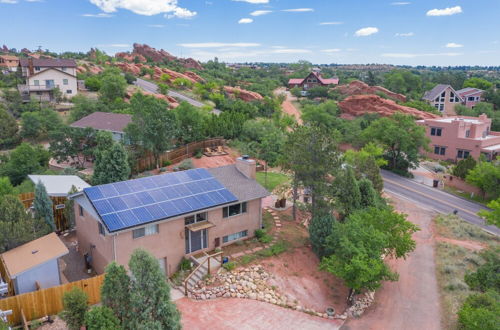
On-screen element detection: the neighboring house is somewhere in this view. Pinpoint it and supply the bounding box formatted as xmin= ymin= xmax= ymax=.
xmin=288 ymin=72 xmax=339 ymax=91
xmin=70 ymin=112 xmax=132 ymax=142
xmin=28 ymin=175 xmax=91 ymax=197
xmin=0 ymin=233 xmax=69 ymax=295
xmin=422 ymin=84 xmax=463 ymax=115
xmin=456 ymin=87 xmax=485 ymax=108
xmin=71 ymin=157 xmax=269 ymax=276
xmin=18 ymin=58 xmax=78 ymax=102
xmin=417 ymin=114 xmax=500 ymax=161
xmin=0 ymin=55 xmax=19 ymax=72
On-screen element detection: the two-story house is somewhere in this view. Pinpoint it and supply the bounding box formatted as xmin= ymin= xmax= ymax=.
xmin=18 ymin=58 xmax=78 ymax=102
xmin=422 ymin=84 xmax=463 ymax=115
xmin=456 ymin=87 xmax=485 ymax=108
xmin=70 ymin=158 xmax=269 ymax=276
xmin=288 ymin=72 xmax=339 ymax=91
xmin=0 ymin=55 xmax=19 ymax=72
xmin=417 ymin=114 xmax=500 ymax=161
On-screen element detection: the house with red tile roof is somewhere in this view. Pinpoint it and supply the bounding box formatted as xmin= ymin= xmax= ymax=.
xmin=288 ymin=72 xmax=339 ymax=91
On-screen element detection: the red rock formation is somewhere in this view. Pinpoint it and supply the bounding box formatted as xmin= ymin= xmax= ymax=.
xmin=339 ymin=95 xmax=440 ymax=120
xmin=125 ymin=90 xmax=179 ymax=109
xmin=1 ymin=45 xmax=9 ymax=53
xmin=76 ymin=63 xmax=104 ymax=75
xmin=223 ymin=86 xmax=264 ymax=102
xmin=115 ymin=43 xmax=203 ymax=70
xmin=334 ymin=80 xmax=407 ymax=103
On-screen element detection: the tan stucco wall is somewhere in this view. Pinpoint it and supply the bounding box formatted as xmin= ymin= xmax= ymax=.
xmin=75 ymin=199 xmax=262 ymax=275
xmin=28 ymin=69 xmax=78 ymax=98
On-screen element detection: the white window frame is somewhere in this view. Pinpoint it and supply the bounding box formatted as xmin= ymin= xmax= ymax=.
xmin=63 ymin=79 xmax=68 ymax=85
xmin=223 ymin=230 xmax=248 ymax=243
xmin=132 ymin=223 xmax=159 ymax=239
xmin=223 ymin=202 xmax=247 ymax=218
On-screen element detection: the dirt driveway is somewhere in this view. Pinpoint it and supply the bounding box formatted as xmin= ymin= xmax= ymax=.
xmin=177 ymin=298 xmax=341 ymax=330
xmin=275 ymin=88 xmax=303 ymax=125
xmin=343 ymin=193 xmax=442 ymax=330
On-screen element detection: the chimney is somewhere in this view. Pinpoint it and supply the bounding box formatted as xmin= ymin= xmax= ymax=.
xmin=479 ymin=113 xmax=488 ymax=122
xmin=28 ymin=58 xmax=34 ymax=75
xmin=236 ymin=155 xmax=256 ymax=180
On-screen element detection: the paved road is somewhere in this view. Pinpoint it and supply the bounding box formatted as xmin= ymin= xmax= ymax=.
xmin=382 ymin=170 xmax=499 ymax=236
xmin=134 ymin=78 xmax=221 ymax=114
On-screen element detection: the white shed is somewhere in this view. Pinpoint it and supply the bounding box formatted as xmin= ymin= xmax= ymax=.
xmin=28 ymin=175 xmax=90 ymax=197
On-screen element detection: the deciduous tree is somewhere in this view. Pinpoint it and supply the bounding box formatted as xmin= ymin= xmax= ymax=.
xmin=61 ymin=287 xmax=88 ymax=330
xmin=0 ymin=107 xmax=20 ymax=148
xmin=466 ymin=161 xmax=500 ymax=199
xmin=92 ymin=143 xmax=130 ymax=185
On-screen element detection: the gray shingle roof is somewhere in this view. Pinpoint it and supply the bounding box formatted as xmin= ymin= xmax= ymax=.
xmin=70 ymin=112 xmax=132 ymax=133
xmin=208 ymin=165 xmax=270 ymax=202
xmin=19 ymin=58 xmax=77 ymax=68
xmin=423 ymin=84 xmax=451 ymax=101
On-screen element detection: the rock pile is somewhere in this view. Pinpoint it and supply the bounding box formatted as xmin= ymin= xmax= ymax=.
xmin=223 ymin=86 xmax=264 ymax=102
xmin=339 ymin=94 xmax=440 ymax=120
xmin=334 ymin=80 xmax=407 ymax=103
xmin=346 ymin=291 xmax=375 ymax=318
xmin=188 ymin=265 xmax=347 ymax=321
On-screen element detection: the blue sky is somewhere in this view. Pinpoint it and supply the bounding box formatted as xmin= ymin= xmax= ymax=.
xmin=1 ymin=0 xmax=499 ymax=65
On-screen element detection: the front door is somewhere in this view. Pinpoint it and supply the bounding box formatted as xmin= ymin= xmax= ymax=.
xmin=185 ymin=228 xmax=208 ymax=254
xmin=45 ymin=80 xmax=55 ymax=88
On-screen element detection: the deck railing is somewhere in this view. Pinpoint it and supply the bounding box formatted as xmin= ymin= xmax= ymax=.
xmin=183 ymin=251 xmax=223 ymax=296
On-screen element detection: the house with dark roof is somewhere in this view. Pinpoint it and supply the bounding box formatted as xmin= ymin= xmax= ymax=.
xmin=288 ymin=72 xmax=339 ymax=91
xmin=71 ymin=157 xmax=269 ymax=275
xmin=18 ymin=58 xmax=78 ymax=102
xmin=456 ymin=87 xmax=485 ymax=108
xmin=422 ymin=84 xmax=463 ymax=115
xmin=70 ymin=112 xmax=132 ymax=142
xmin=0 ymin=55 xmax=19 ymax=72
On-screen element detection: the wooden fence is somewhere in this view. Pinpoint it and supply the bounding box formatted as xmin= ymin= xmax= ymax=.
xmin=0 ymin=274 xmax=104 ymax=326
xmin=18 ymin=193 xmax=69 ymax=232
xmin=134 ymin=138 xmax=226 ymax=173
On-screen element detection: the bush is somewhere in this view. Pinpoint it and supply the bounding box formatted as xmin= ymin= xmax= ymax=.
xmin=60 ymin=287 xmax=88 ymax=330
xmin=254 ymin=229 xmax=265 ymax=239
xmin=163 ymin=160 xmax=172 ymax=167
xmin=458 ymin=290 xmax=500 ymax=330
xmin=179 ymin=257 xmax=192 ymax=271
xmin=258 ymin=241 xmax=287 ymax=257
xmin=194 ymin=149 xmax=203 ymax=159
xmin=84 ymin=306 xmax=121 ymax=330
xmin=178 ymin=159 xmax=193 ymax=171
xmin=223 ymin=261 xmax=236 ymax=271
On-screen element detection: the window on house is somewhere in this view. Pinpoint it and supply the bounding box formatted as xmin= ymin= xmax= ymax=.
xmin=457 ymin=150 xmax=470 ymax=159
xmin=439 ymin=104 xmax=444 ymax=111
xmin=79 ymin=205 xmax=84 ymax=216
xmin=223 ymin=230 xmax=248 ymax=243
xmin=222 ymin=202 xmax=247 ymax=218
xmin=66 ymin=90 xmax=72 ymax=94
xmin=132 ymin=223 xmax=159 ymax=239
xmin=434 ymin=104 xmax=440 ymax=109
xmin=35 ymin=66 xmax=40 ymax=71
xmin=185 ymin=212 xmax=207 ymax=225
xmin=63 ymin=79 xmax=68 ymax=85
xmin=468 ymin=96 xmax=475 ymax=101
xmin=34 ymin=80 xmax=39 ymax=86
xmin=449 ymin=92 xmax=455 ymax=102
xmin=434 ymin=146 xmax=446 ymax=156
xmin=98 ymin=222 xmax=105 ymax=236
xmin=61 ymin=67 xmax=67 ymax=71
xmin=430 ymin=128 xmax=442 ymax=136
xmin=465 ymin=130 xmax=470 ymax=138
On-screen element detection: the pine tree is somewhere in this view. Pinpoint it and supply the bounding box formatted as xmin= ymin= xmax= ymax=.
xmin=101 ymin=262 xmax=131 ymax=324
xmin=127 ymin=249 xmax=181 ymax=330
xmin=92 ymin=143 xmax=131 ymax=185
xmin=335 ymin=167 xmax=361 ymax=218
xmin=309 ymin=214 xmax=335 ymax=259
xmin=358 ymin=178 xmax=378 ymax=208
xmin=33 ymin=181 xmax=55 ymax=231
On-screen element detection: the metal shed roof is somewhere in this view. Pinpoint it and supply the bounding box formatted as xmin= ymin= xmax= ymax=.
xmin=28 ymin=175 xmax=91 ymax=197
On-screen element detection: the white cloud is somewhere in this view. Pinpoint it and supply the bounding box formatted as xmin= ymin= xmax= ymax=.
xmin=178 ymin=42 xmax=261 ymax=48
xmin=271 ymin=48 xmax=311 ymax=54
xmin=319 ymin=22 xmax=343 ymax=25
xmin=232 ymin=0 xmax=268 ymax=3
xmin=82 ymin=13 xmax=113 ymax=17
xmin=446 ymin=42 xmax=463 ymax=48
xmin=395 ymin=32 xmax=414 ymax=37
xmin=282 ymin=8 xmax=314 ymax=12
xmin=0 ymin=0 xmax=18 ymax=3
xmin=382 ymin=52 xmax=462 ymax=58
xmin=322 ymin=49 xmax=341 ymax=53
xmin=426 ymin=6 xmax=462 ymax=16
xmin=238 ymin=18 xmax=253 ymax=24
xmin=355 ymin=27 xmax=379 ymax=37
xmin=250 ymin=10 xmax=272 ymax=16
xmin=89 ymin=0 xmax=197 ymax=18
xmin=391 ymin=2 xmax=410 ymax=5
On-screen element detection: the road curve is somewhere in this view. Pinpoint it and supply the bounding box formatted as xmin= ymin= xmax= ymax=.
xmin=382 ymin=170 xmax=499 ymax=236
xmin=134 ymin=78 xmax=221 ymax=114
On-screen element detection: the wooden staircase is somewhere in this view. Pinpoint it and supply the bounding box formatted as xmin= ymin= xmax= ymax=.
xmin=184 ymin=251 xmax=223 ymax=296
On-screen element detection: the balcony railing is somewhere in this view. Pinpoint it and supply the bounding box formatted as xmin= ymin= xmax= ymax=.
xmin=18 ymin=84 xmax=59 ymax=92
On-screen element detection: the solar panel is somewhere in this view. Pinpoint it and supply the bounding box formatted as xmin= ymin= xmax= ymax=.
xmin=84 ymin=168 xmax=238 ymax=232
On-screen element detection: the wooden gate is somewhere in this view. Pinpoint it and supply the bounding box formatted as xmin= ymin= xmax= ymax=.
xmin=18 ymin=193 xmax=69 ymax=231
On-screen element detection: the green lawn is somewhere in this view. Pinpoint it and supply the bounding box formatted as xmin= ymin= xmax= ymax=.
xmin=256 ymin=172 xmax=289 ymax=192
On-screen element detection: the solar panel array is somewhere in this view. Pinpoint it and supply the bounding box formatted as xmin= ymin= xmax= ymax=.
xmin=84 ymin=168 xmax=238 ymax=232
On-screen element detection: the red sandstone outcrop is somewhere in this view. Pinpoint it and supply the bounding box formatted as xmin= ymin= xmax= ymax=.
xmin=223 ymin=86 xmax=263 ymax=102
xmin=77 ymin=62 xmax=104 ymax=75
xmin=125 ymin=90 xmax=179 ymax=109
xmin=115 ymin=63 xmax=204 ymax=84
xmin=334 ymin=80 xmax=407 ymax=103
xmin=116 ymin=43 xmax=203 ymax=70
xmin=339 ymin=95 xmax=440 ymax=120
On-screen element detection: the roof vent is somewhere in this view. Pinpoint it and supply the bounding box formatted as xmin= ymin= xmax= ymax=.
xmin=242 ymin=155 xmax=249 ymax=160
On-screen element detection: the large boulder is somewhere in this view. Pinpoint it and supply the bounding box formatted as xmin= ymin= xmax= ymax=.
xmin=339 ymin=94 xmax=440 ymax=120
xmin=223 ymin=86 xmax=263 ymax=102
xmin=334 ymin=80 xmax=407 ymax=103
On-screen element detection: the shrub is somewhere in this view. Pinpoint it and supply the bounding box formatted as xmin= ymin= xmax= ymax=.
xmin=60 ymin=287 xmax=88 ymax=330
xmin=254 ymin=229 xmax=265 ymax=239
xmin=223 ymin=261 xmax=236 ymax=271
xmin=178 ymin=159 xmax=193 ymax=171
xmin=194 ymin=149 xmax=203 ymax=159
xmin=458 ymin=290 xmax=500 ymax=330
xmin=240 ymin=255 xmax=257 ymax=265
xmin=84 ymin=306 xmax=121 ymax=330
xmin=163 ymin=160 xmax=172 ymax=167
xmin=309 ymin=214 xmax=335 ymax=258
xmin=179 ymin=257 xmax=192 ymax=271
xmin=259 ymin=235 xmax=273 ymax=244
